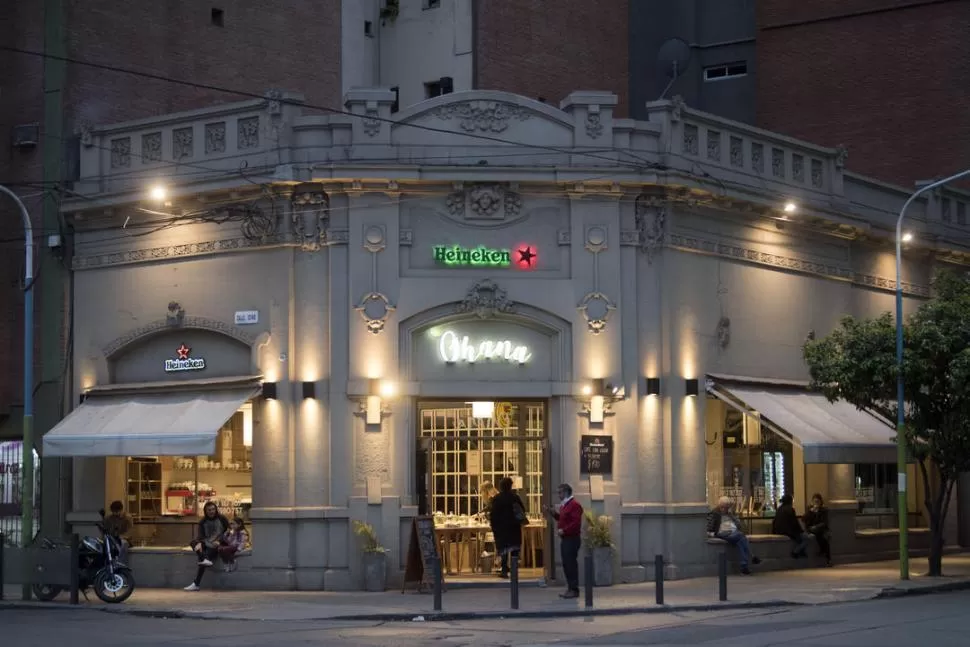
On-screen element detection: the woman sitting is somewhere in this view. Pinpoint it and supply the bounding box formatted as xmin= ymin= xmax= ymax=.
xmin=219 ymin=517 xmax=249 ymax=572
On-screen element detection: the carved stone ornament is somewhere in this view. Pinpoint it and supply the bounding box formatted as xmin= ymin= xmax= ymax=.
xmin=362 ymin=102 xmax=381 ymax=137
xmin=264 ymin=89 xmax=283 ymax=116
xmin=716 ymin=316 xmax=731 ymax=349
xmin=447 ymin=184 xmax=522 ymax=220
xmin=577 ymin=292 xmax=615 ymax=335
xmin=669 ymin=95 xmax=686 ymax=122
xmin=356 ymin=292 xmax=395 ymax=335
xmin=835 ymin=145 xmax=848 ymax=170
xmin=166 ymin=301 xmax=185 ymax=327
xmin=432 ymin=100 xmax=532 ymax=133
xmin=291 ymin=183 xmax=330 ymax=251
xmin=634 ymin=194 xmax=667 ymax=261
xmin=456 ymin=279 xmax=515 ymax=319
xmin=585 ymin=111 xmax=604 ymax=139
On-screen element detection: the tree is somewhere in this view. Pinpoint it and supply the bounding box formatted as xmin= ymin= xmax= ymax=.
xmin=803 ymin=269 xmax=970 ymax=576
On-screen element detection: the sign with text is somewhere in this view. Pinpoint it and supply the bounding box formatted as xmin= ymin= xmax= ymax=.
xmin=234 ymin=310 xmax=259 ymax=325
xmin=164 ymin=344 xmax=206 ymax=373
xmin=432 ymin=244 xmax=538 ymax=269
xmin=580 ymin=435 xmax=614 ymax=475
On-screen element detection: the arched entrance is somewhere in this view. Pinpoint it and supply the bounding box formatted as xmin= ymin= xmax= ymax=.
xmin=399 ymin=301 xmax=571 ymax=581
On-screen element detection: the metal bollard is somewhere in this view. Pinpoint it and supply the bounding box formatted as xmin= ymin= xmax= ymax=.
xmin=0 ymin=531 xmax=5 ymax=601
xmin=510 ymin=553 xmax=519 ymax=610
xmin=717 ymin=552 xmax=728 ymax=602
xmin=70 ymin=534 xmax=80 ymax=606
xmin=654 ymin=554 xmax=664 ymax=605
xmin=431 ymin=556 xmax=443 ymax=612
xmin=583 ymin=552 xmax=594 ymax=608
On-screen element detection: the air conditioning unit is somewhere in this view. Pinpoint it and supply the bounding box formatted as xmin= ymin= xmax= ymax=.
xmin=12 ymin=123 xmax=39 ymax=148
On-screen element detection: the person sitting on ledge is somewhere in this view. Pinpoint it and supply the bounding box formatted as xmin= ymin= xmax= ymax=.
xmin=772 ymin=494 xmax=810 ymax=559
xmin=707 ymin=496 xmax=761 ymax=575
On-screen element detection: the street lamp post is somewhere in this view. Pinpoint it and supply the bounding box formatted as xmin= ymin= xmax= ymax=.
xmin=0 ymin=186 xmax=35 ymax=569
xmin=894 ymin=167 xmax=970 ymax=581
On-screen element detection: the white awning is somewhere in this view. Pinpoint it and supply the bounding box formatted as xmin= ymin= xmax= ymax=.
xmin=42 ymin=386 xmax=259 ymax=457
xmin=709 ymin=378 xmax=899 ymax=464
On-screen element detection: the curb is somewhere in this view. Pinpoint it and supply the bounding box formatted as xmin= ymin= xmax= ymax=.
xmin=1 ymin=599 xmax=800 ymax=622
xmin=875 ymin=579 xmax=970 ymax=599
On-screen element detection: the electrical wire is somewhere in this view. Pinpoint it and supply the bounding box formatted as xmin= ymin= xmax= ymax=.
xmin=0 ymin=45 xmax=664 ymax=175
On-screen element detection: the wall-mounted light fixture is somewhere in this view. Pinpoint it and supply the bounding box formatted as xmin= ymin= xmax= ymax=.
xmin=241 ymin=402 xmax=254 ymax=447
xmin=644 ymin=377 xmax=661 ymax=396
xmin=471 ymin=401 xmax=495 ymax=419
xmin=359 ymin=379 xmax=395 ymax=426
xmin=302 ymin=381 xmax=316 ymax=399
xmin=579 ymin=378 xmax=625 ymax=423
xmin=262 ymin=382 xmax=278 ymax=400
xmin=685 ymin=378 xmax=699 ymax=397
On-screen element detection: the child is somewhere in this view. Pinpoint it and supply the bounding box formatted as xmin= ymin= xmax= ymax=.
xmin=218 ymin=517 xmax=248 ymax=572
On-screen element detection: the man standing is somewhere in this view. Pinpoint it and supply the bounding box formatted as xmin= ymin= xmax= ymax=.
xmin=545 ymin=483 xmax=583 ymax=599
xmin=103 ymin=500 xmax=132 ymax=562
xmin=707 ymin=496 xmax=761 ymax=575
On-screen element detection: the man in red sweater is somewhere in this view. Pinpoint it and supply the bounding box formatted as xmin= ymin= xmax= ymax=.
xmin=545 ymin=483 xmax=583 ymax=598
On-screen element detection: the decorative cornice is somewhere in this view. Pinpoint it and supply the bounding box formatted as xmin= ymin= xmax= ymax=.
xmin=668 ymin=233 xmax=930 ymax=297
xmin=73 ymin=233 xmax=295 ymax=270
xmin=103 ymin=316 xmax=256 ymax=358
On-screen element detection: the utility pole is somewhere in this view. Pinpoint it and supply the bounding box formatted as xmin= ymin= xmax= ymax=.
xmin=894 ymin=167 xmax=970 ymax=580
xmin=0 ymin=185 xmax=35 ymax=600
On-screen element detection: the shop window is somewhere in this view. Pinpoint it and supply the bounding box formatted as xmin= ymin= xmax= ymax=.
xmin=854 ymin=463 xmax=926 ymax=530
xmin=417 ymin=401 xmax=547 ymax=577
xmin=111 ymin=405 xmax=253 ymax=548
xmin=705 ymin=398 xmax=794 ymax=535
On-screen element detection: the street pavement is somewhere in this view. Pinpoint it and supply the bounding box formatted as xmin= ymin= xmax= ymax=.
xmin=4 ymin=554 xmax=970 ymax=621
xmin=1 ymin=590 xmax=968 ymax=646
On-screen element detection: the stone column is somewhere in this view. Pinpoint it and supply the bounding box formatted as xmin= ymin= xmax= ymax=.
xmin=827 ymin=463 xmax=857 ymax=557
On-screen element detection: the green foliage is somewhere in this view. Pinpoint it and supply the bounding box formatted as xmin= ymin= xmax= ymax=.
xmin=803 ymin=270 xmax=970 ymax=480
xmin=803 ymin=269 xmax=970 ymax=574
xmin=582 ymin=510 xmax=614 ymax=550
xmin=352 ymin=520 xmax=386 ymax=554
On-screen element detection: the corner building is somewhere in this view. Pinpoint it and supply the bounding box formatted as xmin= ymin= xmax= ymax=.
xmin=47 ymin=89 xmax=965 ymax=589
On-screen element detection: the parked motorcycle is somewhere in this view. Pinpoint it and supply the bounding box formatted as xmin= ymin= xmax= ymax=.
xmin=32 ymin=509 xmax=136 ymax=604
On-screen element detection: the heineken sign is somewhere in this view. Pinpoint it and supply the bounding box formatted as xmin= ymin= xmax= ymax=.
xmin=432 ymin=244 xmax=537 ymax=269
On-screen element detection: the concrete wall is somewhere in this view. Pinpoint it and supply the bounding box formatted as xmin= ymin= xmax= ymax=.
xmin=629 ymin=0 xmax=756 ymax=124
xmin=378 ymin=0 xmax=473 ymax=109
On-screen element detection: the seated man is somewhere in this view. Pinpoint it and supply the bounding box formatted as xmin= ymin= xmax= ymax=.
xmin=102 ymin=500 xmax=132 ymax=562
xmin=707 ymin=497 xmax=761 ymax=575
xmin=772 ymin=494 xmax=810 ymax=559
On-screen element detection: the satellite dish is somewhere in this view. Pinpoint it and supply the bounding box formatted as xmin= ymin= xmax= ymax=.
xmin=656 ymin=37 xmax=691 ymax=100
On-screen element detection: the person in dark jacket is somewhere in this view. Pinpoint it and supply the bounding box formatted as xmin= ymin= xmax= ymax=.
xmin=772 ymin=494 xmax=809 ymax=558
xmin=184 ymin=501 xmax=230 ymax=591
xmin=707 ymin=497 xmax=761 ymax=575
xmin=489 ymin=477 xmax=527 ymax=578
xmin=803 ymin=493 xmax=832 ymax=566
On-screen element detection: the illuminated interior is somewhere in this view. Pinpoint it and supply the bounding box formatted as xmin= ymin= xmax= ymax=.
xmin=105 ymin=404 xmax=253 ymax=547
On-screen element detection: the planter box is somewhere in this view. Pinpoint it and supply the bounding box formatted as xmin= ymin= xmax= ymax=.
xmin=592 ymin=546 xmax=613 ymax=587
xmin=362 ymin=551 xmax=387 ymax=592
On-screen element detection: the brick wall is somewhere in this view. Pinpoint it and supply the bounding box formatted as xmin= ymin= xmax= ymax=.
xmin=756 ymin=0 xmax=970 ymax=186
xmin=474 ymin=0 xmax=630 ymax=117
xmin=0 ymin=0 xmax=343 ymax=413
xmin=0 ymin=1 xmax=45 ymax=414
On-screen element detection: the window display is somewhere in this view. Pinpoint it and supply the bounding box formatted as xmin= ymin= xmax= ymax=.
xmin=113 ymin=406 xmax=252 ymax=547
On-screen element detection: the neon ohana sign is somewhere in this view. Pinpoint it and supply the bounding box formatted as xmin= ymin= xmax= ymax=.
xmin=437 ymin=329 xmax=532 ymax=365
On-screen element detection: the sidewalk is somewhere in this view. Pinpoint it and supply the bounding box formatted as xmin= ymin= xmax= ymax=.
xmin=4 ymin=555 xmax=970 ymax=622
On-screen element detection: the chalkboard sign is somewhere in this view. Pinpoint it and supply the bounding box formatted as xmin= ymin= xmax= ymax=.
xmin=580 ymin=435 xmax=613 ymax=474
xmin=401 ymin=516 xmax=446 ymax=593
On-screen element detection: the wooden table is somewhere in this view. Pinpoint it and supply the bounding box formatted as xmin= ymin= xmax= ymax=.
xmin=434 ymin=523 xmax=547 ymax=575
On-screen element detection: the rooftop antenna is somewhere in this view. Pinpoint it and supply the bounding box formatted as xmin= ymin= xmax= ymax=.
xmin=657 ymin=37 xmax=692 ymax=100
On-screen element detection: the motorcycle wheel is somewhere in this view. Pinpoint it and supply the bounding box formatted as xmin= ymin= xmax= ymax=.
xmin=31 ymin=584 xmax=64 ymax=602
xmin=94 ymin=569 xmax=135 ymax=604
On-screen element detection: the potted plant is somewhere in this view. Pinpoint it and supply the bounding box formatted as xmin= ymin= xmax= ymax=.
xmin=353 ymin=520 xmax=388 ymax=592
xmin=583 ymin=510 xmax=615 ymax=587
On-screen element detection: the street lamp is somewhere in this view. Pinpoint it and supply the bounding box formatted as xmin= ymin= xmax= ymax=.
xmin=0 ymin=185 xmax=35 ymax=567
xmin=894 ymin=167 xmax=970 ymax=580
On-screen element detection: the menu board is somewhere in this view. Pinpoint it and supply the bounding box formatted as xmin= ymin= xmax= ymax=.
xmin=580 ymin=435 xmax=614 ymax=475
xmin=402 ymin=515 xmax=445 ymax=593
